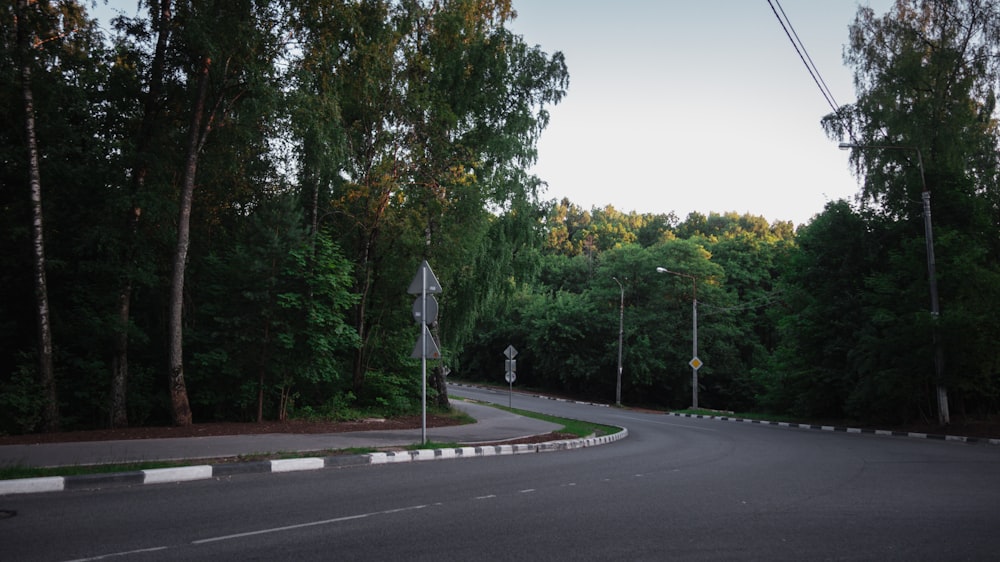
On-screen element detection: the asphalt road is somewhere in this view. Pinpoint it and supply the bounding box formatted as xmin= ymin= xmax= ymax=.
xmin=2 ymin=385 xmax=998 ymax=561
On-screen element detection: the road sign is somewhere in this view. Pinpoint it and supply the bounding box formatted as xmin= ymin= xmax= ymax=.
xmin=504 ymin=345 xmax=518 ymax=359
xmin=407 ymin=260 xmax=442 ymax=295
xmin=689 ymin=357 xmax=703 ymax=370
xmin=505 ymin=359 xmax=517 ymax=373
xmin=410 ymin=324 xmax=441 ymax=359
xmin=407 ymin=260 xmax=443 ymax=446
xmin=505 ymin=372 xmax=516 ymax=383
xmin=412 ymin=294 xmax=438 ymax=324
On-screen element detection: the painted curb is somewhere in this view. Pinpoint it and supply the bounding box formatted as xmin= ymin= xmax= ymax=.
xmin=0 ymin=428 xmax=628 ymax=497
xmin=665 ymin=412 xmax=1000 ymax=446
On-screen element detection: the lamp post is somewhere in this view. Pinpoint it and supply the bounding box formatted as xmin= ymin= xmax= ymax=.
xmin=656 ymin=267 xmax=700 ymax=410
xmin=838 ymin=142 xmax=949 ymax=425
xmin=612 ymin=276 xmax=625 ymax=406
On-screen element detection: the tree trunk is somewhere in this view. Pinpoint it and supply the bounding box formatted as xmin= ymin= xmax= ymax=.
xmin=351 ymin=237 xmax=375 ymax=394
xmin=110 ymin=289 xmax=130 ymax=428
xmin=17 ymin=0 xmax=59 ymax=432
xmin=111 ymin=0 xmax=173 ymax=429
xmin=257 ymin=319 xmax=271 ymax=423
xmin=167 ymin=55 xmax=212 ymax=427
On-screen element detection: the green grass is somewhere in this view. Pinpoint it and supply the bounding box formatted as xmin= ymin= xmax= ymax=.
xmin=0 ymin=460 xmax=186 ymax=480
xmin=0 ymin=446 xmax=388 ymax=481
xmin=450 ymin=393 xmax=622 ymax=438
xmin=406 ymin=441 xmax=462 ymax=450
xmin=488 ymin=403 xmax=621 ymax=438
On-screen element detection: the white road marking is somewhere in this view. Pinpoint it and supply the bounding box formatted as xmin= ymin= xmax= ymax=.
xmin=65 ymin=546 xmax=168 ymax=561
xmin=192 ymin=504 xmax=428 ymax=544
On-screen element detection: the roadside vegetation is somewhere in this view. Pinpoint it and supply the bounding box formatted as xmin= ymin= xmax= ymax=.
xmin=2 ymin=1 xmax=999 ymax=440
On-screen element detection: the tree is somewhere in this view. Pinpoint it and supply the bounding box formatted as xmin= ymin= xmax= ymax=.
xmin=164 ymin=0 xmax=285 ymax=426
xmin=768 ymin=201 xmax=875 ymax=419
xmin=13 ymin=0 xmax=59 ymax=431
xmin=166 ymin=53 xmax=210 ymax=427
xmin=109 ymin=0 xmax=175 ymax=429
xmin=292 ymin=0 xmax=567 ymax=401
xmin=825 ymin=0 xmax=1000 ymax=424
xmin=190 ymin=194 xmax=359 ymax=422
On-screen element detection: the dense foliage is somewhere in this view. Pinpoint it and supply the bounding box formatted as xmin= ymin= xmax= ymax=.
xmin=1 ymin=0 xmax=566 ymax=431
xmin=2 ymin=0 xmax=999 ymax=434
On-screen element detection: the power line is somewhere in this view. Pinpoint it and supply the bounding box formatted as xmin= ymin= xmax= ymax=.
xmin=766 ymin=0 xmax=852 ymax=135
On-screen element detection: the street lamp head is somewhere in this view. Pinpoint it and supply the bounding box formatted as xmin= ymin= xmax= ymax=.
xmin=656 ymin=267 xmax=669 ymax=274
xmin=838 ymin=142 xmax=857 ymax=150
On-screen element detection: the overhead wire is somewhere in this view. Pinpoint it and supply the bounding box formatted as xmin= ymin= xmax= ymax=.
xmin=766 ymin=0 xmax=855 ymax=140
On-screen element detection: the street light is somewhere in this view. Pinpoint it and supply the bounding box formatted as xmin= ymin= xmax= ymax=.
xmin=838 ymin=142 xmax=949 ymax=425
xmin=612 ymin=276 xmax=625 ymax=407
xmin=656 ymin=267 xmax=700 ymax=410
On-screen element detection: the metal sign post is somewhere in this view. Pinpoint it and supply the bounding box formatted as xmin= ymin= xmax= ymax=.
xmin=504 ymin=345 xmax=518 ymax=408
xmin=408 ymin=260 xmax=442 ymax=444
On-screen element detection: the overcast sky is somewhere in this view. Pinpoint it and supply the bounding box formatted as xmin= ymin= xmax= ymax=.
xmin=508 ymin=0 xmax=894 ymax=225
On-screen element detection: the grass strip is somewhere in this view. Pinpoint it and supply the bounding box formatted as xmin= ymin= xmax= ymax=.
xmin=487 ymin=403 xmax=620 ymax=439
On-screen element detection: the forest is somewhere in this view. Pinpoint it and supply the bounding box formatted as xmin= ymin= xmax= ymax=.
xmin=2 ymin=0 xmax=999 ymax=436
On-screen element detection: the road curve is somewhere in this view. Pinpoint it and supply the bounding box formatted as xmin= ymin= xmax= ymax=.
xmin=1 ymin=384 xmax=997 ymax=561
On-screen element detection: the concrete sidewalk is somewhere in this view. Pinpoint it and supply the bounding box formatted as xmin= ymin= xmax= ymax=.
xmin=0 ymin=401 xmax=629 ymax=496
xmin=0 ymin=401 xmax=559 ymax=469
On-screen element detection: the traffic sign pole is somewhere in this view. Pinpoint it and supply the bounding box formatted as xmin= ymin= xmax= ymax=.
xmin=504 ymin=345 xmax=518 ymax=408
xmin=692 ymin=296 xmax=698 ymax=410
xmin=421 ymin=266 xmax=427 ymax=444
xmin=407 ymin=260 xmax=442 ymax=445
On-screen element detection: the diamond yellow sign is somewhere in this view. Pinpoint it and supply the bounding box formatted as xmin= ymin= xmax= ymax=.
xmin=689 ymin=357 xmax=703 ymax=370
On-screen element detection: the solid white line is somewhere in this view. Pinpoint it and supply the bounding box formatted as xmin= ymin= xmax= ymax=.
xmin=192 ymin=504 xmax=428 ymax=544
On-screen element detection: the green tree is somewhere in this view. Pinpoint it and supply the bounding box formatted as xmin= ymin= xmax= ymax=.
xmin=163 ymin=0 xmax=285 ymax=426
xmin=4 ymin=0 xmax=111 ymax=431
xmin=13 ymin=0 xmax=59 ymax=431
xmin=107 ymin=0 xmax=176 ymax=429
xmin=768 ymin=201 xmax=875 ymax=419
xmin=191 ymin=195 xmax=358 ymax=422
xmin=292 ymin=0 xmax=567 ymax=401
xmin=825 ymin=0 xmax=1000 ymax=423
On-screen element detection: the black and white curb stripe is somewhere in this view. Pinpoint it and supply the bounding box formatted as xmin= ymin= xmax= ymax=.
xmin=0 ymin=429 xmax=627 ymax=496
xmin=667 ymin=412 xmax=1000 ymax=446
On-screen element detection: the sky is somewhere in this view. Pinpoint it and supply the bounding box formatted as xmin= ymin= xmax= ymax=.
xmin=508 ymin=0 xmax=894 ymax=226
xmin=91 ymin=0 xmax=892 ymax=226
